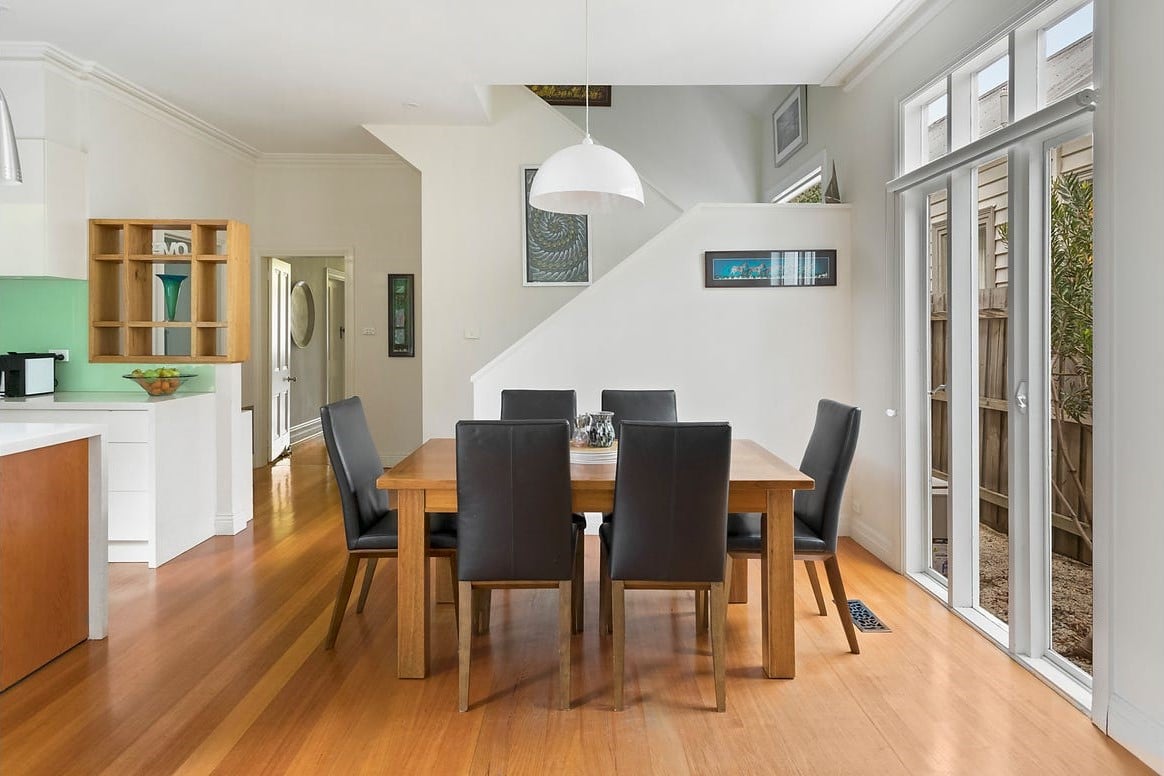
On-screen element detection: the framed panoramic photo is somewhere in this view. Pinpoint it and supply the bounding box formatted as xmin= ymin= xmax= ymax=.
xmin=387 ymin=273 xmax=415 ymax=357
xmin=521 ymin=165 xmax=591 ymax=286
xmin=772 ymin=85 xmax=808 ymax=167
xmin=703 ymin=250 xmax=837 ymax=288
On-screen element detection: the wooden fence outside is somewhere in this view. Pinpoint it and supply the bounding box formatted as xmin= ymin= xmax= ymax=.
xmin=930 ymin=289 xmax=1093 ymax=565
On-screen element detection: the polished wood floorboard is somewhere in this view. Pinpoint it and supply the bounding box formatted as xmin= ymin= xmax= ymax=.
xmin=0 ymin=439 xmax=1148 ymax=775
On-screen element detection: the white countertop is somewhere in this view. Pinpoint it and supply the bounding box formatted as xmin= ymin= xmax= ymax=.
xmin=0 ymin=391 xmax=212 ymax=411
xmin=0 ymin=422 xmax=104 ymax=456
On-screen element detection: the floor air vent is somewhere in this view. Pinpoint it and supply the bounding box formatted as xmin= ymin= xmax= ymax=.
xmin=847 ymin=599 xmax=891 ymax=633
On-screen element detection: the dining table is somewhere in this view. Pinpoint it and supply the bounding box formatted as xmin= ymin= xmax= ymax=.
xmin=377 ymin=437 xmax=814 ymax=680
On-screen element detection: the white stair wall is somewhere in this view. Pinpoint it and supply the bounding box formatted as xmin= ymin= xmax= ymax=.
xmin=472 ymin=203 xmax=856 ymax=470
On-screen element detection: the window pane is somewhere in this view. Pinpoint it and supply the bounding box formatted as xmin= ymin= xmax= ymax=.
xmin=977 ymin=56 xmax=1010 ymax=137
xmin=1048 ymin=133 xmax=1094 ymax=675
xmin=927 ymin=189 xmax=950 ymax=578
xmin=976 ymin=156 xmax=1009 ymax=625
xmin=926 ymin=93 xmax=948 ymax=162
xmin=1042 ymin=3 xmax=1094 ymax=104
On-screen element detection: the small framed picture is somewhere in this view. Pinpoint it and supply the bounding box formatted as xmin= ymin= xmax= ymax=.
xmin=703 ymin=250 xmax=837 ymax=288
xmin=387 ymin=273 xmax=414 ymax=357
xmin=772 ymin=86 xmax=807 ymax=167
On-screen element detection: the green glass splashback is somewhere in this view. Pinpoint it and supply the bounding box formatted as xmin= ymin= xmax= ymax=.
xmin=0 ymin=278 xmax=215 ymax=392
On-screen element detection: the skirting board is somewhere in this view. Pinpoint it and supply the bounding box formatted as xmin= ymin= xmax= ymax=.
xmin=290 ymin=419 xmax=322 ymax=445
xmin=850 ymin=520 xmax=896 ymax=569
xmin=1107 ymin=695 xmax=1164 ymax=773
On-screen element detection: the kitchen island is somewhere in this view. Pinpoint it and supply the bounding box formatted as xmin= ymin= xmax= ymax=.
xmin=0 ymin=422 xmax=106 ymax=690
xmin=0 ymin=392 xmax=217 ymax=567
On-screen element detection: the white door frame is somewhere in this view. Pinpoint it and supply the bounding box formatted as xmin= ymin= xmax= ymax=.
xmin=254 ymin=248 xmax=356 ymax=467
xmin=325 ymin=267 xmax=347 ymax=404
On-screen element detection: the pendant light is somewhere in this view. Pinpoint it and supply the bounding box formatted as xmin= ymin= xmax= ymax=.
xmin=0 ymin=87 xmax=21 ymax=185
xmin=529 ymin=0 xmax=643 ymax=215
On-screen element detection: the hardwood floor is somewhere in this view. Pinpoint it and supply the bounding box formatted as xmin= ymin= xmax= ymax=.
xmin=0 ymin=438 xmax=1148 ymax=775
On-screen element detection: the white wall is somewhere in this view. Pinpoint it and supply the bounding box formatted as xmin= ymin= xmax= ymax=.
xmin=1092 ymin=0 xmax=1164 ymax=768
xmin=252 ymin=159 xmax=422 ymax=464
xmin=473 ymin=204 xmax=855 ymax=504
xmin=367 ymin=86 xmax=683 ymax=439
xmin=759 ymin=0 xmax=1162 ymax=767
xmin=557 ymin=86 xmax=763 ymax=207
xmin=757 ymin=0 xmax=1038 ymax=567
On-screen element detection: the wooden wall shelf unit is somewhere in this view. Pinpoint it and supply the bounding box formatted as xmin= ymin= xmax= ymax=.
xmin=88 ymin=219 xmax=250 ymax=363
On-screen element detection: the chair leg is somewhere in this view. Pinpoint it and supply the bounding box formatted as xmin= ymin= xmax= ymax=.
xmin=558 ymin=580 xmax=572 ymax=710
xmin=805 ymin=560 xmax=828 ymax=616
xmin=450 ymin=555 xmax=460 ymax=634
xmin=612 ymin=580 xmax=626 ymax=711
xmin=723 ymin=557 xmax=734 ymax=604
xmin=710 ymin=581 xmax=727 ymax=712
xmin=355 ymin=558 xmax=378 ymax=614
xmin=472 ymin=589 xmax=491 ymax=635
xmin=443 ymin=555 xmax=458 ymax=606
xmin=599 ymin=541 xmax=612 ymax=636
xmin=325 ymin=556 xmax=360 ymax=649
xmin=695 ymin=589 xmax=709 ymax=634
xmin=823 ymin=556 xmax=860 ymax=654
xmin=458 ymin=581 xmax=474 ymax=711
xmin=572 ymin=535 xmax=585 ymax=634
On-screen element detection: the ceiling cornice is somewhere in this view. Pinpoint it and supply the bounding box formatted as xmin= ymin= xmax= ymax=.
xmin=821 ymin=0 xmax=955 ymax=92
xmin=0 ymin=41 xmax=260 ymax=159
xmin=256 ymin=152 xmax=407 ymax=169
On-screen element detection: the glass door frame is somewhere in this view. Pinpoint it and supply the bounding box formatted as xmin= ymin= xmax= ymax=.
xmin=896 ymin=97 xmax=1095 ymax=704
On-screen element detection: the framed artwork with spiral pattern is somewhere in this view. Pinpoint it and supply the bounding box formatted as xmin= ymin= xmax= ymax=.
xmin=521 ymin=165 xmax=591 ymax=286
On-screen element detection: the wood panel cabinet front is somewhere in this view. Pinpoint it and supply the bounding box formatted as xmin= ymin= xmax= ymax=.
xmin=0 ymin=439 xmax=90 ymax=690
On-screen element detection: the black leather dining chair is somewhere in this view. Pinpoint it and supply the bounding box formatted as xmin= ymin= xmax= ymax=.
xmin=455 ymin=420 xmax=582 ymax=711
xmin=726 ymin=399 xmax=862 ymax=654
xmin=320 ymin=396 xmax=459 ymax=649
xmin=499 ymin=389 xmax=585 ymax=633
xmin=599 ymin=421 xmax=732 ymax=712
xmin=601 ymin=389 xmax=678 ymax=439
xmin=599 ymin=389 xmax=678 ymax=522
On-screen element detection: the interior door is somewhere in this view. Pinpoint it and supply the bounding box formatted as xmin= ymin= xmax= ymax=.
xmin=270 ymin=259 xmax=292 ymax=462
xmin=325 ymin=271 xmax=345 ymax=403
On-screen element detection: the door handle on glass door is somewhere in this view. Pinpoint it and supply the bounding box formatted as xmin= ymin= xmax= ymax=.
xmin=1015 ymin=380 xmax=1028 ymax=412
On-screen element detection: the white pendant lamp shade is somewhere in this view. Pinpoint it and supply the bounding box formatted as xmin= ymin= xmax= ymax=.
xmin=529 ymin=136 xmax=644 ymax=215
xmin=0 ymin=88 xmax=21 ymax=185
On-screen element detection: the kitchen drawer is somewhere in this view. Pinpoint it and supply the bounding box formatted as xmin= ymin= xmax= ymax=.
xmin=108 ymin=491 xmax=150 ymax=541
xmin=107 ymin=443 xmax=150 ymax=492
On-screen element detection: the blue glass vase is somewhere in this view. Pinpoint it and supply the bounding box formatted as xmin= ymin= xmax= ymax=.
xmin=156 ymin=273 xmax=187 ymax=322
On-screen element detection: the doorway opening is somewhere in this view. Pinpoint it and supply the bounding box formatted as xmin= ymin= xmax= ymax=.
xmin=267 ymin=255 xmax=348 ymax=463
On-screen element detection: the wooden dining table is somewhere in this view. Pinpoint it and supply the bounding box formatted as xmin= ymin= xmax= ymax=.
xmin=377 ymin=438 xmax=813 ymax=680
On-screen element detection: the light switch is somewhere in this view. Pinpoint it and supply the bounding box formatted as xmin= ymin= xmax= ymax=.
xmin=464 ymin=325 xmax=481 ymax=340
xmin=362 ymin=327 xmax=376 ymax=336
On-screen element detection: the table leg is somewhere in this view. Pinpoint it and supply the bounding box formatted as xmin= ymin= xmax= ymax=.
xmin=397 ymin=489 xmax=429 ymax=678
xmin=762 ymin=489 xmax=795 ymax=679
xmin=728 ymin=557 xmax=749 ymax=604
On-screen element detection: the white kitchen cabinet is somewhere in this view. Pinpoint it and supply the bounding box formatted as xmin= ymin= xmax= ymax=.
xmin=0 ymin=392 xmax=215 ymax=567
xmin=0 ymin=138 xmax=87 ymax=278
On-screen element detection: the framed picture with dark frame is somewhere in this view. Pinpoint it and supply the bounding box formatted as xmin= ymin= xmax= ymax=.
xmin=772 ymin=85 xmax=808 ymax=167
xmin=387 ymin=273 xmax=415 ymax=357
xmin=703 ymin=250 xmax=837 ymax=288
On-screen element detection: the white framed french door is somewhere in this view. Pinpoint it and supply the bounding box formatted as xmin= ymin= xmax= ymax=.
xmin=897 ymin=96 xmax=1095 ymax=702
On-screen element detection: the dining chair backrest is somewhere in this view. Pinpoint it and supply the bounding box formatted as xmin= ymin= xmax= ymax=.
xmin=320 ymin=396 xmax=388 ymax=550
xmin=609 ymin=421 xmax=732 ymax=582
xmin=796 ymin=399 xmax=862 ymax=553
xmin=455 ymin=420 xmax=574 ymax=581
xmin=601 ymin=389 xmax=677 ymax=439
xmin=500 ymin=389 xmax=577 ymax=423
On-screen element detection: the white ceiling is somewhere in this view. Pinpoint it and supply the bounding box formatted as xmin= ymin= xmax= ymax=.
xmin=0 ymin=0 xmax=912 ymax=153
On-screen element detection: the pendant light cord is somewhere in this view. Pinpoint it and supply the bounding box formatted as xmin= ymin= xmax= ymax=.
xmin=584 ymin=0 xmax=590 ymax=138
